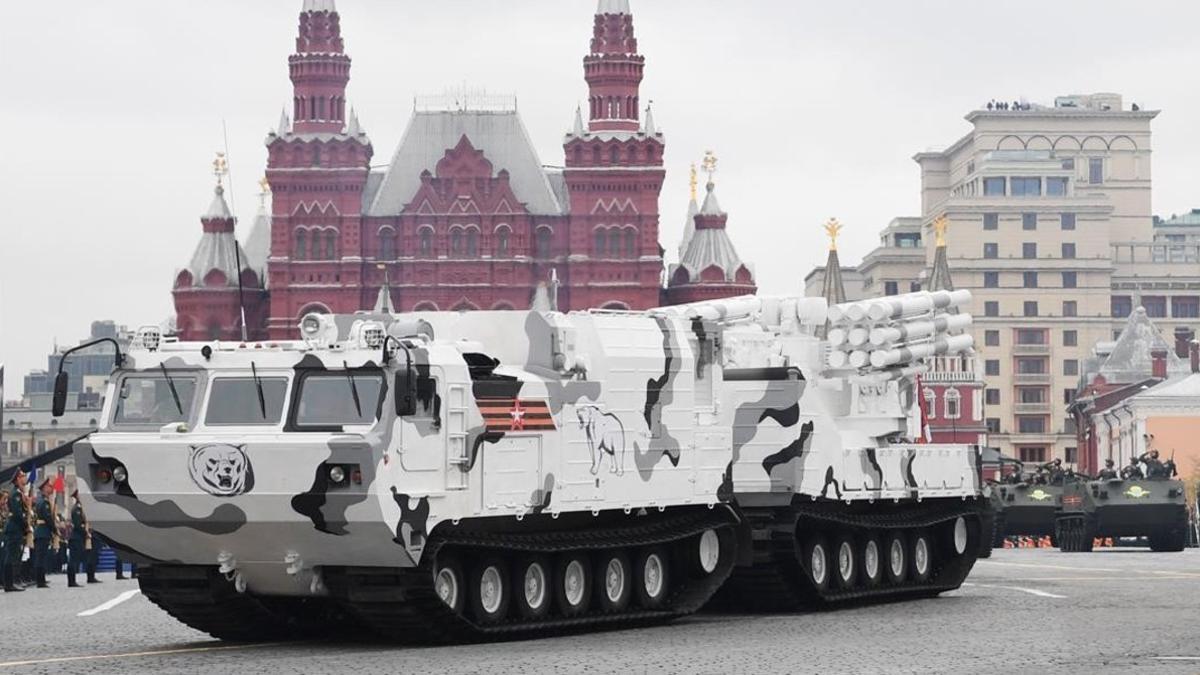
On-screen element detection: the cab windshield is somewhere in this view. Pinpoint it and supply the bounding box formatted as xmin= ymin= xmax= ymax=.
xmin=113 ymin=374 xmax=197 ymax=426
xmin=293 ymin=371 xmax=384 ymax=428
xmin=205 ymin=377 xmax=289 ymax=426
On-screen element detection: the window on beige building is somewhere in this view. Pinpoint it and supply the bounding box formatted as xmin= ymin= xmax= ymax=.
xmin=1061 ymin=213 xmax=1076 ymax=230
xmin=984 ymin=243 xmax=998 ymax=259
xmin=1111 ymin=296 xmax=1132 ymax=318
xmin=1016 ymin=357 xmax=1047 ymax=374
xmin=983 ymin=213 xmax=998 ymax=230
xmin=1143 ymin=296 xmax=1166 ymax=318
xmin=985 ymin=360 xmax=1000 ymax=376
xmin=1062 ymin=243 xmax=1076 ymax=259
xmin=1022 ymin=213 xmax=1038 ymax=230
xmin=985 ymin=301 xmax=999 ymax=317
xmin=985 ymin=388 xmax=1000 ymax=405
xmin=1171 ymin=296 xmax=1199 ymax=318
xmin=984 ymin=177 xmax=1005 ymax=195
xmin=1023 ymin=301 xmax=1038 ymax=317
xmin=986 ymin=418 xmax=1001 ymax=433
xmin=1047 ymin=177 xmax=1068 ymax=196
xmin=1088 ymin=158 xmax=1103 ymax=184
xmin=1063 ymin=389 xmax=1075 ymax=404
xmin=884 ymin=281 xmax=899 ymax=296
xmin=1022 ymin=242 xmax=1037 ymax=259
xmin=1019 ymin=446 xmax=1047 ymax=463
xmin=1065 ymin=446 xmax=1078 ymax=463
xmin=1017 ymin=417 xmax=1047 ymax=433
xmin=1063 ymin=330 xmax=1077 ymax=346
xmin=1023 ymin=272 xmax=1038 ymax=288
xmin=1063 ymin=359 xmax=1079 ymax=376
xmin=985 ymin=330 xmax=1000 ymax=346
xmin=1063 ymin=300 xmax=1077 ymax=317
xmin=1015 ymin=329 xmax=1046 ymax=344
xmin=1012 ymin=178 xmax=1041 ymax=197
xmin=1062 ymin=272 xmax=1077 ymax=288
xmin=984 ymin=272 xmax=999 ymax=288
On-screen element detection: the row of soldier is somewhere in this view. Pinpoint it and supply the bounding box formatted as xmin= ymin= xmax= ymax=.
xmin=2 ymin=468 xmax=131 ymax=593
xmin=1003 ymin=450 xmax=1178 ymax=485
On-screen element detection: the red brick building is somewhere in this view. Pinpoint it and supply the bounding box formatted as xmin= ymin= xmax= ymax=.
xmin=173 ymin=0 xmax=753 ymax=341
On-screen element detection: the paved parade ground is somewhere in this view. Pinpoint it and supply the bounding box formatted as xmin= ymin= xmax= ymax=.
xmin=0 ymin=548 xmax=1196 ymax=674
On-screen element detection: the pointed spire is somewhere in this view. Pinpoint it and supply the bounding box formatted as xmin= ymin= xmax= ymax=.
xmin=642 ymin=102 xmax=656 ymax=135
xmin=205 ymin=185 xmax=234 ymax=221
xmin=372 ymin=264 xmax=396 ymax=314
xmin=344 ymin=107 xmax=361 ymax=135
xmin=699 ymin=151 xmax=721 ymax=215
xmin=597 ymin=0 xmax=631 ymax=14
xmin=302 ymin=0 xmax=336 ymax=13
xmin=277 ymin=108 xmax=291 ymax=136
xmin=818 ymin=218 xmax=847 ymax=337
xmin=927 ymin=214 xmax=956 ymax=296
xmin=677 ymin=183 xmax=699 ymax=262
xmin=572 ymin=105 xmax=586 ymax=137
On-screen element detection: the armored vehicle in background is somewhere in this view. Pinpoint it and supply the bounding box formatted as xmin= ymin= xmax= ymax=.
xmin=58 ymin=290 xmax=987 ymax=642
xmin=989 ymin=480 xmax=1062 ymax=548
xmin=1057 ymin=476 xmax=1189 ymax=552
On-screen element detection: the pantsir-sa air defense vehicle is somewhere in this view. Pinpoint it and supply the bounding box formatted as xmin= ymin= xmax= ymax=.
xmin=55 ymin=291 xmax=988 ymax=642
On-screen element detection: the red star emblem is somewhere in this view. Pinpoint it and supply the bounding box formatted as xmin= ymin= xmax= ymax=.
xmin=509 ymin=400 xmax=526 ymax=431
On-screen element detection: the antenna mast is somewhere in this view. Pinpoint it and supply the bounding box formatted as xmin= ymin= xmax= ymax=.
xmin=221 ymin=120 xmax=249 ymax=341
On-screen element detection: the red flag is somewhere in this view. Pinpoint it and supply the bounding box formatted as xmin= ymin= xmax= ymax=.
xmin=53 ymin=475 xmax=65 ymax=493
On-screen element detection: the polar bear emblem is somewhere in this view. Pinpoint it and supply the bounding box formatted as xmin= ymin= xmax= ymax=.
xmin=576 ymin=405 xmax=625 ymax=476
xmin=188 ymin=444 xmax=254 ymax=497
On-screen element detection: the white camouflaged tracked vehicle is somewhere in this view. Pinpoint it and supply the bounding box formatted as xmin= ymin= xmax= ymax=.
xmin=57 ymin=290 xmax=988 ymax=642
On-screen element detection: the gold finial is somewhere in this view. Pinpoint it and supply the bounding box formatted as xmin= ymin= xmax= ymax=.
xmin=701 ymin=150 xmax=717 ymax=186
xmin=824 ymin=218 xmax=843 ymax=251
xmin=689 ymin=163 xmax=698 ymax=201
xmin=932 ymin=214 xmax=949 ymax=247
xmin=212 ymin=152 xmax=228 ymax=188
xmin=257 ymin=176 xmax=270 ymax=207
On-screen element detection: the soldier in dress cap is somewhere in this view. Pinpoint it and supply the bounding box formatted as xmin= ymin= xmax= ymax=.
xmin=3 ymin=469 xmax=29 ymax=592
xmin=33 ymin=478 xmax=56 ymax=588
xmin=67 ymin=489 xmax=90 ymax=588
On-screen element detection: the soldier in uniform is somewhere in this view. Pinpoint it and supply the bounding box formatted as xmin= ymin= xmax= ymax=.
xmin=1096 ymin=459 xmax=1118 ymax=480
xmin=2 ymin=469 xmax=29 ymax=592
xmin=1138 ymin=450 xmax=1167 ymax=479
xmin=1042 ymin=458 xmax=1065 ymax=485
xmin=1121 ymin=457 xmax=1145 ymax=480
xmin=32 ymin=478 xmax=56 ymax=588
xmin=67 ymin=490 xmax=89 ymax=588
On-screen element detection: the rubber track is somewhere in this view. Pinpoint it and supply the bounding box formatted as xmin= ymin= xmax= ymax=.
xmin=138 ymin=566 xmax=288 ymax=642
xmin=324 ymin=506 xmax=740 ymax=643
xmin=716 ymin=499 xmax=986 ymax=611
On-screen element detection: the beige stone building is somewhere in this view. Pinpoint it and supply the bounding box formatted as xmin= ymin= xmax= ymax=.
xmin=811 ymin=93 xmax=1200 ymax=467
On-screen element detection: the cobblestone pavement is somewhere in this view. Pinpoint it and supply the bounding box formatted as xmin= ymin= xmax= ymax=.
xmin=0 ymin=548 xmax=1196 ymax=674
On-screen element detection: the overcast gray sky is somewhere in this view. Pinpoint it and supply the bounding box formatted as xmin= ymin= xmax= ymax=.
xmin=3 ymin=0 xmax=1199 ymax=395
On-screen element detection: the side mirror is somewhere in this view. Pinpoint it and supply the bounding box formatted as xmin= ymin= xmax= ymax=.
xmin=395 ymin=370 xmax=416 ymax=417
xmin=52 ymin=371 xmax=69 ymax=417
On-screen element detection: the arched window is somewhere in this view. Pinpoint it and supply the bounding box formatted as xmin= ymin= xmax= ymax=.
xmin=324 ymin=231 xmax=337 ymax=260
xmin=495 ymin=227 xmax=510 ymax=257
xmin=592 ymin=146 xmax=601 ymax=164
xmin=610 ymin=146 xmax=620 ymax=164
xmin=466 ymin=228 xmax=479 ymax=257
xmin=535 ymin=227 xmax=552 ymax=259
xmin=294 ymin=230 xmax=307 ymax=260
xmin=450 ymin=228 xmax=464 ymax=256
xmin=624 ymin=229 xmax=637 ymax=258
xmin=944 ymin=388 xmax=962 ymax=420
xmin=573 ymin=146 xmax=582 ymax=164
xmin=923 ymin=387 xmax=937 ymax=420
xmin=419 ymin=228 xmax=433 ymax=258
xmin=608 ymin=230 xmax=621 ymax=258
xmin=594 ymin=229 xmax=607 ymax=257
xmin=378 ymin=228 xmax=396 ymax=260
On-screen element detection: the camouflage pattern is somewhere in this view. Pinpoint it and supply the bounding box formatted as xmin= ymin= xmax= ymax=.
xmin=76 ymin=291 xmax=983 ymax=597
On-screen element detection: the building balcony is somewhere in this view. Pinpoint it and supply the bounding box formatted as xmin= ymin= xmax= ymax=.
xmin=1013 ymin=372 xmax=1052 ymax=384
xmin=1013 ymin=401 xmax=1053 ymax=414
xmin=1012 ymin=344 xmax=1050 ymax=355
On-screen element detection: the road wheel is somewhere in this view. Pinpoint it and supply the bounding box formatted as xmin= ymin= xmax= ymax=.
xmin=595 ymin=549 xmax=632 ymax=612
xmin=694 ymin=528 xmax=721 ymax=576
xmin=950 ymin=516 xmax=969 ymax=557
xmin=909 ymin=530 xmax=933 ymax=583
xmin=884 ymin=531 xmax=907 ymax=585
xmin=469 ymin=555 xmax=510 ymax=625
xmin=555 ymin=553 xmax=592 ymax=617
xmin=512 ymin=555 xmax=552 ymax=620
xmin=634 ymin=546 xmax=670 ymax=609
xmin=802 ymin=533 xmax=832 ymax=593
xmin=834 ymin=534 xmax=857 ymax=590
xmin=860 ymin=533 xmax=884 ymax=588
xmin=433 ymin=553 xmax=466 ymax=615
